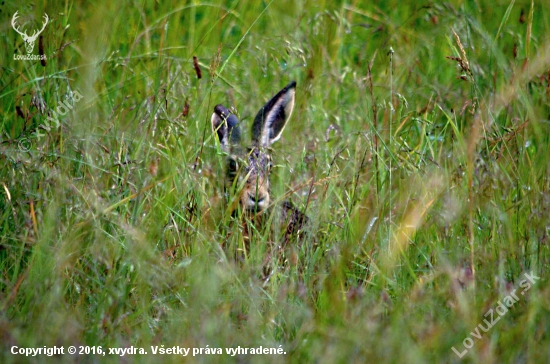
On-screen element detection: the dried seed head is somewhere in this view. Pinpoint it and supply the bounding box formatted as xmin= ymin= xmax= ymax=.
xmin=193 ymin=56 xmax=202 ymax=79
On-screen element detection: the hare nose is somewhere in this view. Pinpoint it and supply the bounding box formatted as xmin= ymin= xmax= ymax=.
xmin=248 ymin=193 xmax=266 ymax=203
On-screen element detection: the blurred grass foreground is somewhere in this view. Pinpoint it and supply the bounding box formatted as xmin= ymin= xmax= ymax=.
xmin=1 ymin=0 xmax=550 ymax=363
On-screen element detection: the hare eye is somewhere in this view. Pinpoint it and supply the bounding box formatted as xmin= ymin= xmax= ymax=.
xmin=228 ymin=159 xmax=238 ymax=172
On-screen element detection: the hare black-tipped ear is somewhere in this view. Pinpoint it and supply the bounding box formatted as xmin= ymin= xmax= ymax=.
xmin=212 ymin=104 xmax=241 ymax=152
xmin=251 ymin=81 xmax=296 ymax=147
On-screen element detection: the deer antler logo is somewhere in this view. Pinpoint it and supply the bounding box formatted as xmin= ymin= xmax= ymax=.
xmin=12 ymin=11 xmax=49 ymax=54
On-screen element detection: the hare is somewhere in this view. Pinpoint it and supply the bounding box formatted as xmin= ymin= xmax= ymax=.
xmin=211 ymin=81 xmax=308 ymax=255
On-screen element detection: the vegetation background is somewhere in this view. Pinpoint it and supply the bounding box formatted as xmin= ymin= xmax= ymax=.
xmin=1 ymin=0 xmax=550 ymax=362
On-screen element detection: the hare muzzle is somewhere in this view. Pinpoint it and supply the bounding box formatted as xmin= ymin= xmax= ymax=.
xmin=242 ymin=177 xmax=269 ymax=212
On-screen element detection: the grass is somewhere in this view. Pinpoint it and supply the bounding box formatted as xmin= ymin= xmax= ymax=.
xmin=1 ymin=0 xmax=550 ymax=362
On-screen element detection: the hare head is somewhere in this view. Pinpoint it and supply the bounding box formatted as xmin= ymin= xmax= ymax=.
xmin=211 ymin=81 xmax=296 ymax=214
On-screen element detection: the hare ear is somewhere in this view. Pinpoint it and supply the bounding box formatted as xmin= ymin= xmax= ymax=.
xmin=251 ymin=81 xmax=296 ymax=147
xmin=212 ymin=104 xmax=241 ymax=152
